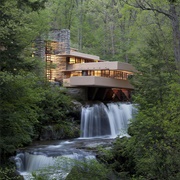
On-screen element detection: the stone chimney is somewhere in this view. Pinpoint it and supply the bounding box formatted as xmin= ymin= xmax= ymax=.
xmin=48 ymin=29 xmax=61 ymax=41
xmin=58 ymin=29 xmax=70 ymax=54
xmin=34 ymin=29 xmax=71 ymax=59
xmin=34 ymin=37 xmax=45 ymax=59
xmin=48 ymin=29 xmax=70 ymax=54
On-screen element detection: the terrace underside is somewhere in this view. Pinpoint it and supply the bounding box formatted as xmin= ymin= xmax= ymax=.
xmin=63 ymin=76 xmax=133 ymax=101
xmin=87 ymin=87 xmax=132 ymax=102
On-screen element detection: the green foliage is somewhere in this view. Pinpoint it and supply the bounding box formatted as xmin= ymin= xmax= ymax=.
xmin=99 ymin=19 xmax=180 ymax=179
xmin=0 ymin=72 xmax=44 ymax=155
xmin=34 ymin=85 xmax=80 ymax=140
xmin=98 ymin=137 xmax=135 ymax=180
xmin=0 ymin=0 xmax=50 ymax=72
xmin=53 ymin=122 xmax=79 ymax=138
xmin=32 ymin=157 xmax=110 ymax=180
xmin=48 ymin=0 xmax=137 ymax=61
xmin=130 ymin=40 xmax=180 ymax=178
xmin=66 ymin=159 xmax=109 ymax=180
xmin=47 ymin=0 xmax=77 ymax=29
xmin=37 ymin=87 xmax=72 ymax=125
xmin=132 ymin=36 xmax=175 ymax=107
xmin=77 ymin=0 xmax=133 ymax=61
xmin=0 ymin=1 xmax=179 ymax=179
xmin=101 ymin=92 xmax=180 ymax=179
xmin=128 ymin=100 xmax=180 ymax=179
xmin=0 ymin=0 xmax=49 ymax=163
xmin=0 ymin=166 xmax=23 ymax=180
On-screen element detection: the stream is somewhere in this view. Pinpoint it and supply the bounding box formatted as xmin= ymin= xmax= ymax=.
xmin=14 ymin=102 xmax=135 ymax=179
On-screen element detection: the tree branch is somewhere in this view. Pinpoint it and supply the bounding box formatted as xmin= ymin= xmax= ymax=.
xmin=122 ymin=0 xmax=174 ymax=20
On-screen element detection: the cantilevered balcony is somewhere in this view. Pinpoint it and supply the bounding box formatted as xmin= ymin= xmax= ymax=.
xmin=66 ymin=61 xmax=136 ymax=73
xmin=63 ymin=76 xmax=133 ymax=89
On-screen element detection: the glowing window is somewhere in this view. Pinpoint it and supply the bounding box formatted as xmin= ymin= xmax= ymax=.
xmin=94 ymin=71 xmax=101 ymax=76
xmin=69 ymin=57 xmax=75 ymax=64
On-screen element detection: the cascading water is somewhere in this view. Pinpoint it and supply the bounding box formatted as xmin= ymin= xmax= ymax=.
xmin=80 ymin=102 xmax=133 ymax=138
xmin=14 ymin=141 xmax=96 ymax=180
xmin=15 ymin=152 xmax=56 ymax=179
xmin=14 ymin=102 xmax=135 ymax=179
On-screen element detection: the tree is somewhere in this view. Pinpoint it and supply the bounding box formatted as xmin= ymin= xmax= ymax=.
xmin=35 ymin=85 xmax=80 ymax=140
xmin=101 ymin=26 xmax=180 ymax=179
xmin=47 ymin=0 xmax=77 ymax=30
xmin=0 ymin=0 xmax=49 ymax=164
xmin=0 ymin=72 xmax=44 ymax=161
xmin=122 ymin=0 xmax=180 ymax=70
xmin=0 ymin=0 xmax=50 ymax=72
xmin=72 ymin=0 xmax=137 ymax=61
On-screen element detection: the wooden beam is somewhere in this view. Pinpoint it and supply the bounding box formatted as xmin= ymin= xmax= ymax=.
xmin=92 ymin=88 xmax=99 ymax=100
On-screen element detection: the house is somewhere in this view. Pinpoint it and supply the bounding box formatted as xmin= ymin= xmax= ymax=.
xmin=36 ymin=29 xmax=136 ymax=101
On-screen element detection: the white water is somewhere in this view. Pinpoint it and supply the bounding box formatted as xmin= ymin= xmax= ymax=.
xmin=15 ymin=148 xmax=96 ymax=180
xmin=80 ymin=102 xmax=133 ymax=138
xmin=14 ymin=139 xmax=97 ymax=179
xmin=15 ymin=102 xmax=134 ymax=179
xmin=15 ymin=153 xmax=56 ymax=180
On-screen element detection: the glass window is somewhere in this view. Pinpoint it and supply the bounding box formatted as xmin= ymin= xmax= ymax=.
xmin=94 ymin=71 xmax=101 ymax=76
xmin=71 ymin=71 xmax=82 ymax=76
xmin=75 ymin=57 xmax=81 ymax=63
xmin=69 ymin=57 xmax=75 ymax=64
xmin=102 ymin=70 xmax=110 ymax=77
xmin=110 ymin=71 xmax=114 ymax=77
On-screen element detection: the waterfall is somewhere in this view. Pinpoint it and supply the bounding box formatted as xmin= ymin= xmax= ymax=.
xmin=24 ymin=153 xmax=55 ymax=172
xmin=14 ymin=152 xmax=56 ymax=179
xmin=14 ymin=102 xmax=135 ymax=179
xmin=80 ymin=102 xmax=133 ymax=138
xmin=14 ymin=141 xmax=96 ymax=179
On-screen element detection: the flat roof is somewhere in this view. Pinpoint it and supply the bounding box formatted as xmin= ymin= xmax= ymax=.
xmin=57 ymin=51 xmax=100 ymax=61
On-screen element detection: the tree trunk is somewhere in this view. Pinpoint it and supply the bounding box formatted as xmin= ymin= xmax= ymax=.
xmin=110 ymin=24 xmax=115 ymax=56
xmin=169 ymin=4 xmax=180 ymax=70
xmin=78 ymin=0 xmax=83 ymax=51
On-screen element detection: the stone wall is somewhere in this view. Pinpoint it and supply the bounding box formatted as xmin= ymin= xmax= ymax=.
xmin=55 ymin=57 xmax=67 ymax=82
xmin=34 ymin=37 xmax=45 ymax=59
xmin=66 ymin=87 xmax=88 ymax=102
xmin=48 ymin=29 xmax=70 ymax=54
xmin=58 ymin=29 xmax=70 ymax=54
xmin=38 ymin=124 xmax=80 ymax=141
xmin=35 ymin=29 xmax=70 ymax=58
xmin=49 ymin=29 xmax=70 ymax=81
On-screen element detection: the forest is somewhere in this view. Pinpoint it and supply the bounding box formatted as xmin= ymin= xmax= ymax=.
xmin=0 ymin=0 xmax=180 ymax=179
